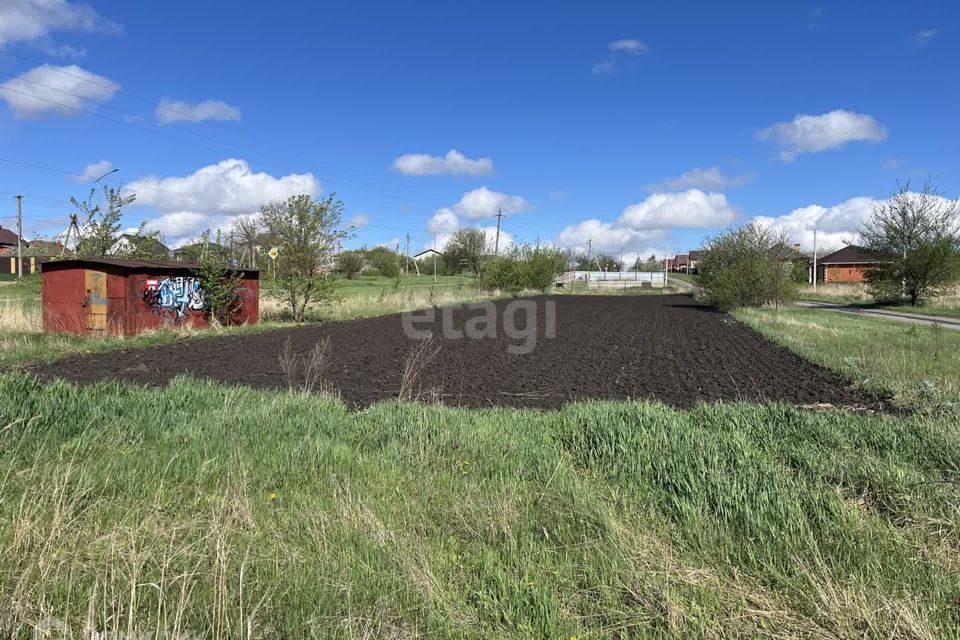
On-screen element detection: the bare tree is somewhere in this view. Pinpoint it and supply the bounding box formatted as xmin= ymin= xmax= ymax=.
xmin=232 ymin=214 xmax=262 ymax=268
xmin=861 ymin=181 xmax=960 ymax=306
xmin=70 ymin=185 xmax=139 ymax=258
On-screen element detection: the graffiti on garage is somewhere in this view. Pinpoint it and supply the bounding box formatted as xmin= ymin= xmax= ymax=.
xmin=143 ymin=276 xmax=205 ymax=321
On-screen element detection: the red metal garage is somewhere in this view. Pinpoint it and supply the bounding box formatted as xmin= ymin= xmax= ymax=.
xmin=42 ymin=258 xmax=259 ymax=336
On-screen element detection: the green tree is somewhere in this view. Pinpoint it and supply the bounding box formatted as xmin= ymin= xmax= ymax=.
xmin=861 ymin=181 xmax=960 ymax=306
xmin=260 ymin=194 xmax=350 ymax=323
xmin=697 ymin=223 xmax=798 ymax=311
xmin=70 ymin=186 xmax=137 ymax=258
xmin=444 ymin=228 xmax=487 ymax=275
xmin=195 ymin=229 xmax=244 ymax=324
xmin=364 ymin=246 xmax=400 ymax=278
xmin=481 ymin=244 xmax=567 ymax=294
xmin=338 ymin=251 xmax=364 ymax=279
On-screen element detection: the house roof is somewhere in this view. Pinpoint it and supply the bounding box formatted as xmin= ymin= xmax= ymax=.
xmin=818 ymin=245 xmax=880 ymax=265
xmin=413 ymin=249 xmax=442 ymax=258
xmin=42 ymin=257 xmax=259 ymax=275
xmin=120 ymin=234 xmax=170 ymax=253
xmin=0 ymin=225 xmax=27 ymax=247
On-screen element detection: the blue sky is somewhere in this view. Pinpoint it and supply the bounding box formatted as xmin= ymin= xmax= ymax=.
xmin=0 ymin=0 xmax=957 ymax=261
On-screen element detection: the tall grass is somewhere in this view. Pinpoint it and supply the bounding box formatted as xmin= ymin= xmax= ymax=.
xmin=0 ymin=298 xmax=41 ymax=332
xmin=1 ymin=374 xmax=958 ymax=638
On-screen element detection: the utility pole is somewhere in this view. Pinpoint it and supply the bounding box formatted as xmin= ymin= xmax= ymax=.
xmin=432 ymin=234 xmax=438 ymax=284
xmin=405 ymin=234 xmax=411 ymax=274
xmin=619 ymin=245 xmax=623 ymax=273
xmin=15 ymin=195 xmax=23 ymax=279
xmin=812 ymin=227 xmax=818 ymax=290
xmin=493 ymin=207 xmax=503 ymax=255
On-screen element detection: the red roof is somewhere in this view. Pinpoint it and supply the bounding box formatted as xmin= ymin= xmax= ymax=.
xmin=0 ymin=225 xmax=27 ymax=247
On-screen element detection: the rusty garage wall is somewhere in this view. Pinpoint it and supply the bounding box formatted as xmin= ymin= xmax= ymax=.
xmin=42 ymin=258 xmax=259 ymax=336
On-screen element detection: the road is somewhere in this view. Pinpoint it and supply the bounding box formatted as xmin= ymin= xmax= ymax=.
xmin=796 ymin=301 xmax=960 ymax=330
xmin=667 ymin=276 xmax=696 ymax=292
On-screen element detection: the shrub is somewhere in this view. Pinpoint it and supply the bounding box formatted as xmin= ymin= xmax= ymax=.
xmin=697 ymin=224 xmax=798 ymax=311
xmin=481 ymin=245 xmax=568 ymax=294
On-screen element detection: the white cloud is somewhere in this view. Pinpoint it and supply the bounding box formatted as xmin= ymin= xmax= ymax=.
xmin=609 ymin=39 xmax=648 ymax=55
xmin=648 ymin=167 xmax=751 ymax=192
xmin=347 ymin=213 xmax=369 ymax=229
xmin=593 ymin=37 xmax=648 ymax=74
xmin=393 ymin=149 xmax=493 ymax=176
xmin=70 ymin=159 xmax=112 ymax=182
xmin=907 ymin=29 xmax=937 ymax=48
xmin=0 ymin=64 xmax=119 ymax=118
xmin=0 ymin=0 xmax=120 ymax=47
xmin=452 ymin=186 xmax=530 ymax=220
xmin=553 ymin=190 xmax=737 ymax=257
xmin=757 ymin=110 xmax=887 ymax=161
xmin=620 ymin=190 xmax=738 ymax=229
xmin=155 ymin=98 xmax=241 ymax=124
xmin=46 ymin=43 xmax=86 ymax=58
xmin=125 ymin=159 xmax=318 ymax=246
xmin=750 ymin=196 xmax=878 ymax=254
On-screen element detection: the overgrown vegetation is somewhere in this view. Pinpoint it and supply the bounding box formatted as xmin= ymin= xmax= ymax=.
xmin=481 ymin=244 xmax=567 ymax=294
xmin=1 ymin=371 xmax=958 ymax=638
xmin=697 ymin=223 xmax=799 ymax=310
xmin=861 ymin=181 xmax=960 ymax=306
xmin=194 ymin=230 xmax=245 ymax=324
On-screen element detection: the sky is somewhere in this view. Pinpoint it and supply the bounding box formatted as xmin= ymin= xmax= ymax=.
xmin=0 ymin=0 xmax=957 ymax=262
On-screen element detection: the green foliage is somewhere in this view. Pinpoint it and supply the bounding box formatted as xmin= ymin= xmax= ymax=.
xmin=861 ymin=181 xmax=960 ymax=306
xmin=697 ymin=223 xmax=799 ymax=311
xmin=70 ymin=185 xmax=137 ymax=258
xmin=260 ymin=194 xmax=350 ymax=323
xmin=337 ymin=251 xmax=364 ymax=279
xmin=194 ymin=230 xmax=244 ymax=324
xmin=444 ymin=228 xmax=488 ymax=275
xmin=364 ymin=246 xmax=401 ymax=278
xmin=632 ymin=254 xmax=662 ymax=272
xmin=1 ymin=372 xmax=959 ymax=637
xmin=481 ymin=245 xmax=567 ymax=293
xmin=575 ymin=253 xmax=622 ymax=271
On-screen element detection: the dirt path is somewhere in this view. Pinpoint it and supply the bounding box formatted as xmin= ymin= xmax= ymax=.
xmin=30 ymin=295 xmax=880 ymax=410
xmin=796 ymin=301 xmax=960 ymax=330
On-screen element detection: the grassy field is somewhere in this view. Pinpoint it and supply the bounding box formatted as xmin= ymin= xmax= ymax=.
xmin=3 ymin=277 xmax=960 ymax=637
xmin=796 ymin=282 xmax=960 ymax=318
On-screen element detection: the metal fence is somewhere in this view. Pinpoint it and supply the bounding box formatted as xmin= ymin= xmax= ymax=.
xmin=557 ymin=270 xmax=666 ymax=288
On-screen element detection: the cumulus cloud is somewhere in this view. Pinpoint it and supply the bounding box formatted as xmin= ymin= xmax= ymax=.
xmin=0 ymin=0 xmax=120 ymax=47
xmin=393 ymin=149 xmax=493 ymax=176
xmin=155 ymin=98 xmax=241 ymax=124
xmin=593 ymin=37 xmax=648 ymax=74
xmin=620 ymin=190 xmax=737 ymax=229
xmin=648 ymin=167 xmax=751 ymax=192
xmin=554 ymin=189 xmax=736 ymax=257
xmin=125 ymin=159 xmax=318 ymax=246
xmin=907 ymin=29 xmax=937 ymax=48
xmin=757 ymin=109 xmax=887 ymax=161
xmin=0 ymin=64 xmax=119 ymax=118
xmin=750 ymin=196 xmax=879 ymax=253
xmin=70 ymin=159 xmax=112 ymax=182
xmin=452 ymin=186 xmax=530 ymax=220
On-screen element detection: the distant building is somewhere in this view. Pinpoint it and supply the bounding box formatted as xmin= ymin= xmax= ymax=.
xmin=672 ymin=254 xmax=689 ymax=272
xmin=687 ymin=250 xmax=702 ymax=273
xmin=0 ymin=224 xmax=27 ymax=255
xmin=814 ymin=246 xmax=882 ymax=283
xmin=112 ymin=234 xmax=171 ymax=260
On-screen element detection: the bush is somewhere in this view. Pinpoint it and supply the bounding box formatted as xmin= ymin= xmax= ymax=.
xmin=697 ymin=224 xmax=798 ymax=311
xmin=481 ymin=245 xmax=568 ymax=294
xmin=338 ymin=251 xmax=364 ymax=279
xmin=365 ymin=246 xmax=401 ymax=278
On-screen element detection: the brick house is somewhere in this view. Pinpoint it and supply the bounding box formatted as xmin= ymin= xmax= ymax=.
xmin=814 ymin=246 xmax=881 ymax=283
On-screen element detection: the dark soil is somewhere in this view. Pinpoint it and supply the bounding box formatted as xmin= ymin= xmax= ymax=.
xmin=30 ymin=295 xmax=882 ymax=410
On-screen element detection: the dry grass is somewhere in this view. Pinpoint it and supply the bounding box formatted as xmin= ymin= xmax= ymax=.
xmin=0 ymin=299 xmax=41 ymax=333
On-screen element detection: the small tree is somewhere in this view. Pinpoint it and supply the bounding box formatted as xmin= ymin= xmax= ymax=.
xmin=71 ymin=186 xmax=137 ymax=258
xmin=444 ymin=228 xmax=487 ymax=275
xmin=861 ymin=181 xmax=960 ymax=306
xmin=697 ymin=223 xmax=798 ymax=311
xmin=260 ymin=194 xmax=350 ymax=323
xmin=232 ymin=214 xmax=262 ymax=268
xmin=521 ymin=244 xmax=568 ymax=291
xmin=338 ymin=251 xmax=364 ymax=279
xmin=195 ymin=229 xmax=244 ymax=324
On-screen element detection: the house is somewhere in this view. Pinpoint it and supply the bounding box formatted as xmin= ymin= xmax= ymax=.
xmin=0 ymin=225 xmax=27 ymax=255
xmin=112 ymin=234 xmax=170 ymax=260
xmin=687 ymin=250 xmax=702 ymax=273
xmin=813 ymin=245 xmax=882 ymax=283
xmin=672 ymin=254 xmax=689 ymax=272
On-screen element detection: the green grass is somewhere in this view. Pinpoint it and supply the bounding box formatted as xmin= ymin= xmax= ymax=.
xmin=736 ymin=306 xmax=960 ymax=408
xmin=2 ymin=374 xmax=959 ymax=638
